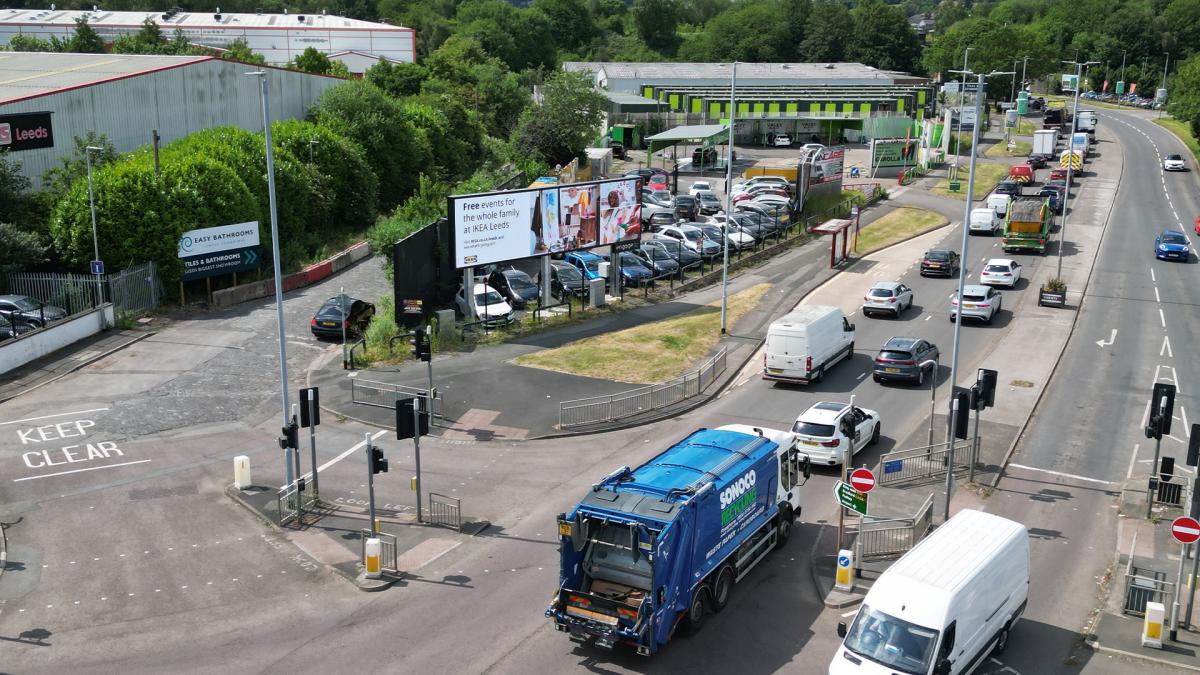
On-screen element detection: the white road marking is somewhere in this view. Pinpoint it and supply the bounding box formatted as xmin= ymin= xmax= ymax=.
xmin=1095 ymin=329 xmax=1117 ymax=348
xmin=1182 ymin=406 xmax=1189 ymax=433
xmin=857 ymin=372 xmax=867 ymax=380
xmin=842 ymin=609 xmax=860 ymax=618
xmin=0 ymin=408 xmax=110 ymax=427
xmin=1159 ymin=308 xmax=1166 ymax=328
xmin=12 ymin=458 xmax=152 ymax=482
xmin=1151 ymin=268 xmax=1156 ymax=282
xmin=925 ymin=315 xmax=932 ymax=321
xmin=282 ymin=429 xmax=389 ymax=489
xmin=1127 ymin=443 xmax=1141 ymax=481
xmin=1007 ymin=463 xmax=1117 ymax=486
xmin=1154 ymin=286 xmax=1161 ymax=303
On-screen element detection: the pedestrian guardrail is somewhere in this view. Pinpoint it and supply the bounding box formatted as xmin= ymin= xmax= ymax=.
xmin=558 ymin=347 xmax=727 ymax=428
xmin=1123 ymin=533 xmax=1175 ymax=616
xmin=853 ymin=493 xmax=935 ymax=563
xmin=429 ymin=492 xmax=462 ymax=532
xmin=875 ymin=440 xmax=974 ymax=486
xmin=350 ymin=375 xmax=443 ymax=419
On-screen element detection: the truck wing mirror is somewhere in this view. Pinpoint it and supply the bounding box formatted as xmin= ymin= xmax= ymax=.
xmin=801 ymin=456 xmax=812 ymax=480
xmin=837 ymin=621 xmax=847 ymax=638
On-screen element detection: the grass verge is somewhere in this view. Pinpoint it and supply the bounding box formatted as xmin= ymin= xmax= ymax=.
xmin=929 ymin=162 xmax=1010 ymax=200
xmin=1154 ymin=117 xmax=1200 ymax=162
xmin=855 ymin=207 xmax=949 ymax=254
xmin=513 ymin=283 xmax=771 ymax=384
xmin=984 ymin=139 xmax=1031 ymax=158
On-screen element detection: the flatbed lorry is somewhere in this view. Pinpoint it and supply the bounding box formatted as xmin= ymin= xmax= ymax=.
xmin=547 ymin=425 xmax=810 ymax=655
xmin=1002 ymin=197 xmax=1052 ymax=254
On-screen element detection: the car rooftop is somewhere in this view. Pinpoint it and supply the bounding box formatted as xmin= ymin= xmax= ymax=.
xmin=986 ymin=258 xmax=1016 ymax=266
xmin=883 ymin=336 xmax=918 ymax=349
xmin=870 ymin=281 xmax=903 ymax=291
xmin=798 ymin=401 xmax=850 ymax=423
xmin=960 ymin=284 xmax=990 ymax=294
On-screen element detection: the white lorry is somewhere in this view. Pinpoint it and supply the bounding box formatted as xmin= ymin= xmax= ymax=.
xmin=1031 ymin=129 xmax=1057 ymax=160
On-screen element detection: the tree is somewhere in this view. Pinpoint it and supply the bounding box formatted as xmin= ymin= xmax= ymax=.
xmin=0 ymin=150 xmax=39 ymax=228
xmin=223 ymin=37 xmax=266 ymax=65
xmin=679 ymin=0 xmax=794 ymax=62
xmin=455 ymin=0 xmax=555 ymax=72
xmin=365 ymin=59 xmax=428 ymax=98
xmin=532 ymin=0 xmax=598 ymax=52
xmin=924 ymin=18 xmax=1055 ymax=83
xmin=64 ymin=16 xmax=106 ymax=53
xmin=0 ymin=222 xmax=48 ymax=275
xmin=403 ymin=94 xmax=487 ymax=182
xmin=632 ymin=0 xmax=680 ymax=53
xmin=41 ymin=132 xmax=120 ymax=204
xmin=293 ymin=47 xmax=333 ymax=75
xmin=800 ymin=0 xmax=853 ymax=62
xmin=271 ymin=119 xmax=379 ymax=232
xmin=1162 ymin=0 xmax=1200 ymax=60
xmin=1167 ymin=53 xmax=1200 ymax=140
xmin=849 ymin=0 xmax=923 ymax=73
xmin=933 ymin=0 xmax=968 ymax=32
xmin=512 ymin=71 xmax=606 ymax=167
xmin=7 ymin=34 xmax=55 ymax=51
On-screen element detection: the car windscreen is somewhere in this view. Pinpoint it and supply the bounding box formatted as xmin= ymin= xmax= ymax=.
xmin=792 ymin=420 xmax=834 ymax=436
xmin=1168 ymin=154 xmax=1182 ymax=161
xmin=505 ymin=273 xmax=537 ymax=291
xmin=675 ymin=196 xmax=695 ymax=205
xmin=475 ymin=291 xmax=504 ymax=305
xmin=641 ymin=248 xmax=670 ymax=261
xmin=842 ymin=604 xmax=939 ymax=675
xmin=619 ymin=254 xmax=643 ymax=267
xmin=681 ymin=230 xmax=703 ymax=242
xmin=1163 ymin=233 xmax=1188 ymax=244
xmin=581 ymin=259 xmax=601 ymax=272
xmin=962 ymin=292 xmax=987 ymax=302
xmin=985 ymin=264 xmax=1011 ymax=273
xmin=13 ymin=297 xmax=40 ymax=311
xmin=556 ymin=265 xmax=582 ymax=282
xmin=868 ymin=288 xmax=894 ymax=297
xmin=877 ymin=349 xmax=912 ymax=360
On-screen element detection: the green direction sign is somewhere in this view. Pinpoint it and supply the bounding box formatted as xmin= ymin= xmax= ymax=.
xmin=834 ymin=480 xmax=868 ymax=515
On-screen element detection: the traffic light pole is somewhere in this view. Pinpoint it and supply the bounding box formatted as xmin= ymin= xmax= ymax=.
xmin=307 ymin=396 xmax=319 ymax=497
xmin=1148 ymin=401 xmax=1165 ymax=519
xmin=945 ymin=396 xmax=959 ymax=523
xmin=414 ymin=398 xmax=424 ymax=523
xmin=425 ymin=325 xmax=434 ymax=407
xmin=969 ymin=403 xmax=981 ymax=484
xmin=365 ymin=432 xmax=377 ymax=532
xmin=837 ymin=394 xmax=856 ymax=551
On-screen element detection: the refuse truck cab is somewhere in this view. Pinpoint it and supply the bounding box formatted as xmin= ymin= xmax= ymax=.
xmin=547 ymin=425 xmax=810 ymax=655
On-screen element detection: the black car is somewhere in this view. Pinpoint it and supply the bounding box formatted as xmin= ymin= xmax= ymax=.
xmin=673 ymin=195 xmax=699 ymax=222
xmin=632 ymin=246 xmax=681 ymax=278
xmin=1027 ymin=155 xmax=1047 ymax=169
xmin=0 ymin=294 xmax=68 ymax=328
xmin=691 ymin=146 xmax=719 ymax=167
xmin=1038 ymin=186 xmax=1063 ymax=213
xmin=310 ymin=295 xmax=376 ymax=339
xmin=0 ymin=313 xmax=33 ymax=341
xmin=993 ymin=180 xmax=1022 ymax=197
xmin=623 ymin=167 xmax=667 ymax=183
xmin=488 ymin=268 xmax=540 ymax=308
xmin=873 ymin=337 xmax=939 ymax=385
xmin=541 ymin=260 xmax=587 ymax=300
xmin=920 ymin=249 xmax=960 ymax=277
xmin=645 ymin=239 xmax=701 ymax=269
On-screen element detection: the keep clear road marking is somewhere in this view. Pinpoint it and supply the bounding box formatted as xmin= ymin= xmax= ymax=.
xmin=13 ymin=459 xmax=152 ymax=483
xmin=285 ymin=429 xmax=389 ymax=489
xmin=0 ymin=408 xmax=110 ymax=427
xmin=1006 ymin=463 xmax=1118 ymax=486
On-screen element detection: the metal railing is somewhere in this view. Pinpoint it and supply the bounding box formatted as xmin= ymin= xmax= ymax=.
xmin=276 ymin=480 xmax=317 ymax=527
xmin=350 ymin=375 xmax=444 ymax=419
xmin=429 ymin=493 xmax=462 ymax=532
xmin=108 ymin=261 xmax=162 ymax=318
xmin=875 ymin=440 xmax=974 ymax=486
xmin=1153 ymin=480 xmax=1184 ymax=507
xmin=853 ymin=493 xmax=935 ymax=563
xmin=559 ymin=346 xmax=727 ymax=428
xmin=360 ymin=529 xmax=399 ymax=575
xmin=1123 ymin=533 xmax=1176 ymax=616
xmin=6 ymin=261 xmax=162 ymax=319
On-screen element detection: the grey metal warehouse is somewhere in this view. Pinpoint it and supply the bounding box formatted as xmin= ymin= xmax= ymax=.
xmin=0 ymin=52 xmax=342 ymax=188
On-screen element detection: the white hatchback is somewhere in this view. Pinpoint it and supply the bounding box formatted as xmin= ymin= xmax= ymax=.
xmin=979 ymin=258 xmax=1022 ymax=287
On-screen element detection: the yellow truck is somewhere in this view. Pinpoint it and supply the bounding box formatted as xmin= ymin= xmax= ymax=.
xmin=1002 ymin=197 xmax=1052 ymax=254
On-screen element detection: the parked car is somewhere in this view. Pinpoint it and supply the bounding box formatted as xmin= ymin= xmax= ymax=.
xmin=655 ymin=225 xmax=721 ymax=259
xmin=688 ymin=181 xmax=713 ymax=197
xmin=564 ymin=251 xmax=609 ymax=288
xmin=919 ymin=249 xmax=960 ymax=277
xmin=673 ymin=194 xmax=699 ymax=221
xmin=861 ymin=281 xmax=914 ymax=318
xmin=691 ymin=146 xmax=719 ymax=166
xmin=790 ymin=401 xmax=880 ymax=467
xmin=770 ymin=133 xmax=793 ymax=147
xmin=645 ymin=208 xmax=678 ymax=232
xmin=643 ymin=238 xmax=701 ymax=269
xmin=541 ymin=260 xmax=587 ymax=300
xmin=979 ymin=258 xmax=1023 ymax=288
xmin=800 ymin=143 xmax=825 ymax=156
xmin=696 ymin=190 xmax=724 ymax=215
xmin=722 ymin=213 xmax=768 ymax=241
xmin=455 ymin=283 xmax=515 ymax=326
xmin=647 ymin=174 xmax=670 ymax=191
xmin=623 ymin=167 xmax=660 ymax=181
xmin=310 ymin=294 xmax=376 ymax=339
xmin=488 ymin=268 xmax=540 ymax=308
xmin=0 ymin=313 xmax=33 ymax=341
xmin=950 ymin=284 xmax=1003 ymax=323
xmin=698 ymin=223 xmax=755 ymax=251
xmin=631 ymin=246 xmax=681 ymax=278
xmin=738 ymin=201 xmax=791 ymax=227
xmin=1155 ymin=229 xmax=1191 ymax=261
xmin=873 ymin=336 xmax=939 ymax=386
xmin=1163 ymin=154 xmax=1187 ymax=171
xmin=644 ymin=189 xmax=674 ymax=208
xmin=607 ymin=252 xmax=655 ymax=287
xmin=0 ymin=294 xmax=68 ymax=328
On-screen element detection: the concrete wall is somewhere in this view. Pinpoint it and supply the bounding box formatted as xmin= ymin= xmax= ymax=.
xmin=212 ymin=241 xmax=370 ymax=309
xmin=0 ymin=305 xmax=114 ymax=376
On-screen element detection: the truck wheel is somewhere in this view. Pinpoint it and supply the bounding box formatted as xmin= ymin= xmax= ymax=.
xmin=775 ymin=507 xmax=793 ymax=548
xmin=683 ymin=586 xmax=710 ymax=635
xmin=813 ymin=366 xmax=825 ymax=383
xmin=712 ymin=566 xmax=735 ymax=613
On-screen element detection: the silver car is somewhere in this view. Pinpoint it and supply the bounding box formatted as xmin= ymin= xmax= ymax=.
xmin=950 ymin=284 xmax=1002 ymax=323
xmin=862 ymin=281 xmax=914 ymax=318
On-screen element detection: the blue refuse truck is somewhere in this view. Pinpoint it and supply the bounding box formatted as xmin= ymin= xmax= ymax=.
xmin=546 ymin=424 xmax=811 ymax=655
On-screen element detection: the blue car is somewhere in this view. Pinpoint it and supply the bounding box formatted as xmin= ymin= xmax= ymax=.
xmin=1155 ymin=230 xmax=1191 ymax=261
xmin=611 ymin=252 xmax=655 ymax=287
xmin=563 ymin=251 xmax=608 ymax=288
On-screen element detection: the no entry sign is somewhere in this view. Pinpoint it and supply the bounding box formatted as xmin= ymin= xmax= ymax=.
xmin=849 ymin=467 xmax=876 ymax=493
xmin=1171 ymin=516 xmax=1200 ymax=545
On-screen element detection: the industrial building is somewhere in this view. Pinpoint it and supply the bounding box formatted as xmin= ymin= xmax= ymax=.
xmin=564 ymin=61 xmax=932 ymax=145
xmin=0 ymin=52 xmax=341 ymax=187
xmin=0 ymin=8 xmax=415 ymax=73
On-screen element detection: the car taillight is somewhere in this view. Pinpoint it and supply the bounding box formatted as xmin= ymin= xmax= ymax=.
xmin=886 ymin=359 xmax=916 ymax=365
xmin=763 ymin=353 xmax=767 ymax=367
xmin=310 ymin=318 xmax=317 ymax=327
xmin=864 ymin=295 xmax=870 ymax=302
xmin=977 ymin=303 xmax=990 ymax=308
xmin=888 ymin=297 xmax=897 ymax=303
xmin=344 ymin=319 xmax=350 ymax=328
xmin=806 ymin=356 xmax=812 ymax=373
xmin=821 ymin=439 xmax=841 ymax=447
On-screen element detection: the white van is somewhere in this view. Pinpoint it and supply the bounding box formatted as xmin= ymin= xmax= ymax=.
xmin=968 ymin=207 xmax=999 ymax=236
xmin=1076 ymin=110 xmax=1097 ymax=134
xmin=763 ymin=305 xmax=855 ymax=384
xmin=986 ymin=193 xmax=1011 ymax=218
xmin=830 ymin=509 xmax=1030 ymax=675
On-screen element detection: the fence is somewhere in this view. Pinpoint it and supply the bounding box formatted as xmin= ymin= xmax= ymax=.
xmin=1123 ymin=532 xmax=1175 ymax=616
xmin=107 ymin=261 xmax=162 ymax=318
xmin=6 ymin=261 xmax=162 ymax=319
xmin=429 ymin=492 xmax=462 ymax=532
xmin=559 ymin=347 xmax=727 ymax=428
xmin=350 ymin=375 xmax=444 ymax=419
xmin=875 ymin=440 xmax=975 ymax=486
xmin=853 ymin=493 xmax=935 ymax=563
xmin=360 ymin=530 xmax=399 ymax=576
xmin=275 ymin=480 xmax=318 ymax=527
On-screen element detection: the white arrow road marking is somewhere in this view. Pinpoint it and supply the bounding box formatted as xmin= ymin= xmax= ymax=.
xmin=1161 ymin=335 xmax=1173 ymax=358
xmin=1096 ymin=329 xmax=1117 ymax=347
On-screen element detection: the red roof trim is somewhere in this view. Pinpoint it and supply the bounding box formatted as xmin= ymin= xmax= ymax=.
xmin=0 ymin=20 xmax=413 ymax=34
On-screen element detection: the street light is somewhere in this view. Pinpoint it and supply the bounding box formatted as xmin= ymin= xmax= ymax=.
xmin=943 ymin=68 xmax=1013 ymax=522
xmin=1119 ymin=51 xmax=1127 ymax=106
xmin=1058 ymin=59 xmax=1100 ymax=280
xmin=85 ymin=145 xmax=104 ymax=309
xmin=720 ymin=61 xmax=738 ymax=334
xmin=247 ymin=70 xmax=294 ymax=487
xmin=1159 ymin=53 xmax=1170 ymax=119
xmin=953 ymin=47 xmax=973 ymax=178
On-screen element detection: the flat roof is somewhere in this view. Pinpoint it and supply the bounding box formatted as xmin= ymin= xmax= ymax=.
xmin=601 ymin=90 xmax=666 ymax=106
xmin=645 ymin=124 xmax=729 ymax=142
xmin=0 ymin=51 xmax=215 ymax=103
xmin=0 ymin=8 xmax=406 ymax=31
xmin=565 ymin=61 xmax=912 ymax=82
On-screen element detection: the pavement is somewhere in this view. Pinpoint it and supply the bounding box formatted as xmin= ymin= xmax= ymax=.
xmin=0 ymin=326 xmax=154 ymax=403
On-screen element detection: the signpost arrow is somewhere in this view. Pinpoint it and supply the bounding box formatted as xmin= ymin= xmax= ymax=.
xmin=849 ymin=467 xmax=876 ymax=493
xmin=1171 ymin=516 xmax=1200 ymax=545
xmin=834 ymin=480 xmax=868 ymax=516
xmin=244 ymin=248 xmax=259 ymax=265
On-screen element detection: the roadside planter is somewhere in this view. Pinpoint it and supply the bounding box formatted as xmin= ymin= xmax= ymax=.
xmin=1038 ymin=278 xmax=1067 ymax=307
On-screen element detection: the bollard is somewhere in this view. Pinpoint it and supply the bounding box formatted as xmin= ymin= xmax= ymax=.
xmin=364 ymin=537 xmax=382 ymax=579
xmin=835 ymin=548 xmax=855 ymax=592
xmin=1142 ymin=601 xmax=1165 ymax=648
xmin=233 ymin=455 xmax=251 ymax=489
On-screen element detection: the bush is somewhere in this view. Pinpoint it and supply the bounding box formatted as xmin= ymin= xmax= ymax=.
xmin=270 ymin=119 xmax=379 ymax=232
xmin=367 ymin=176 xmax=451 ymax=279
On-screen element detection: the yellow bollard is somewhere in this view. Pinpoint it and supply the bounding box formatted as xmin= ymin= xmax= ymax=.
xmin=1142 ymin=601 xmax=1164 ymax=648
xmin=374 ymin=517 xmax=381 ymax=534
xmin=411 ymin=475 xmax=417 ymax=491
xmin=835 ymin=549 xmax=855 ymax=592
xmin=364 ymin=537 xmax=381 ymax=579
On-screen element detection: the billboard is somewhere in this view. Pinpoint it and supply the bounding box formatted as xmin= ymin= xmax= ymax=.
xmin=1061 ymin=73 xmax=1079 ymax=92
xmin=451 ymin=177 xmax=641 ymax=269
xmin=871 ymin=139 xmax=917 ymax=169
xmin=810 ymin=147 xmax=845 ymax=184
xmin=177 ymin=221 xmax=262 ymax=282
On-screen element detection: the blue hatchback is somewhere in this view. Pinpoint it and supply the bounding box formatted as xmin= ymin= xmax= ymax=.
xmin=564 ymin=251 xmax=608 ymax=287
xmin=1155 ymin=230 xmax=1191 ymax=261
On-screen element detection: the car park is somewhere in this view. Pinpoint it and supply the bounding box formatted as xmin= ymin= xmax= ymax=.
xmin=1163 ymin=154 xmax=1187 ymax=171
xmin=673 ymin=194 xmax=699 ymax=221
xmin=488 ymin=268 xmax=540 ymax=308
xmin=310 ymin=295 xmax=376 ymax=338
xmin=969 ymin=207 xmax=1001 ymax=236
xmin=696 ymin=190 xmax=724 ymax=215
xmin=862 ymin=281 xmax=914 ymax=318
xmin=456 ymin=283 xmax=515 ymax=325
xmin=655 ymin=224 xmax=721 ymax=259
xmin=608 ymin=252 xmax=655 ymax=287
xmin=564 ymin=251 xmax=609 ymax=287
xmin=979 ymin=259 xmax=1022 ymax=288
xmin=1155 ymin=230 xmax=1191 ymax=261
xmin=688 ymin=181 xmax=712 ymax=197
xmin=919 ymin=249 xmax=960 ymax=277
xmin=541 ymin=260 xmax=587 ymax=300
xmin=873 ymin=337 xmax=939 ymax=385
xmin=0 ymin=294 xmax=68 ymax=328
xmin=643 ymin=238 xmax=701 ymax=269
xmin=950 ymin=285 xmax=1002 ymax=323
xmin=632 ymin=246 xmax=681 ymax=278
xmin=790 ymin=401 xmax=881 ymax=467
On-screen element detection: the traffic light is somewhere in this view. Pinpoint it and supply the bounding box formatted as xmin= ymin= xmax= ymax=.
xmin=410 ymin=330 xmax=423 ymax=361
xmin=949 ymin=387 xmax=971 ymax=440
xmin=370 ymin=445 xmax=388 ymax=474
xmin=1145 ymin=383 xmax=1176 ymax=440
xmin=281 ymin=418 xmax=299 ymax=449
xmin=396 ymin=397 xmax=430 ymax=440
xmin=977 ymin=369 xmax=998 ymax=409
xmin=417 ymin=327 xmax=432 ymax=362
xmin=1187 ymin=424 xmax=1199 ymax=467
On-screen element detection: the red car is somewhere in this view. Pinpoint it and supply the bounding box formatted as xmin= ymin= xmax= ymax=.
xmin=1048 ymin=167 xmax=1069 ymax=182
xmin=1194 ymin=216 xmax=1200 ymax=236
xmin=647 ymin=175 xmax=669 ymax=191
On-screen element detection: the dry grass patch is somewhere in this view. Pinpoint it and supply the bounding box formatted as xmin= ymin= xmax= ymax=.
xmin=856 ymin=207 xmax=949 ymax=254
xmin=513 ymin=283 xmax=771 ymax=384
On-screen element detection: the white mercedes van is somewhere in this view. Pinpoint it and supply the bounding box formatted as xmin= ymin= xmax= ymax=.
xmin=763 ymin=305 xmax=855 ymax=384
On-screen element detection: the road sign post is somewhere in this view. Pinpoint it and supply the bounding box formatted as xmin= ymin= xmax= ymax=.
xmin=1170 ymin=516 xmax=1200 ymax=640
xmin=300 ymin=387 xmax=320 ymax=498
xmin=834 ymin=481 xmax=868 ymax=516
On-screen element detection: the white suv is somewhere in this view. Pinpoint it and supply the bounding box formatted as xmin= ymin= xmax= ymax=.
xmin=791 ymin=401 xmax=881 ymax=466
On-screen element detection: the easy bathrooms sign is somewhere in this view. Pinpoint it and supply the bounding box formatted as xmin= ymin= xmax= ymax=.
xmin=177 ymin=221 xmax=262 ymax=282
xmin=0 ymin=112 xmax=55 ymax=152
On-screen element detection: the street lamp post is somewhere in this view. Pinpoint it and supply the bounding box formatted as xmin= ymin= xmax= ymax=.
xmin=1159 ymin=53 xmax=1170 ymax=119
xmin=1011 ymin=60 xmax=1019 ymax=102
xmin=953 ymin=47 xmax=972 ymax=178
xmin=1020 ymin=56 xmax=1030 ymax=96
xmin=84 ymin=145 xmax=104 ymax=310
xmin=1119 ymin=51 xmax=1128 ymax=106
xmin=247 ymin=70 xmax=293 ymax=484
xmin=720 ymin=61 xmax=737 ymax=334
xmin=1058 ymin=60 xmax=1099 ymax=280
